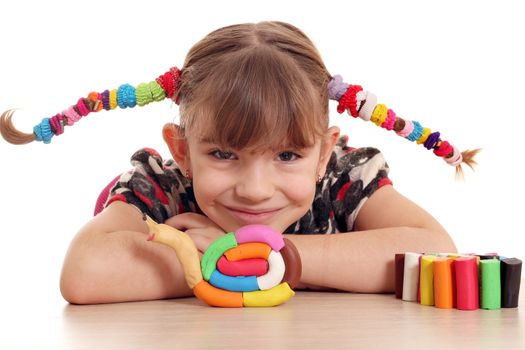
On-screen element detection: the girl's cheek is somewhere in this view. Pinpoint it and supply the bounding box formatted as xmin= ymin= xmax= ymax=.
xmin=193 ymin=168 xmax=233 ymax=198
xmin=280 ymin=172 xmax=316 ymax=197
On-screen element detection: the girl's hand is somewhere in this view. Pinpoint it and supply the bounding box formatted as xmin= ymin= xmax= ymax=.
xmin=164 ymin=213 xmax=225 ymax=253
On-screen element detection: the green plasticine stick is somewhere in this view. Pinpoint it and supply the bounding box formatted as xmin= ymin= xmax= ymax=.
xmin=480 ymin=259 xmax=501 ymax=310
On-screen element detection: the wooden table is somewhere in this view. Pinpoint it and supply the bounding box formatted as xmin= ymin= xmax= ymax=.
xmin=2 ymin=289 xmax=524 ymax=349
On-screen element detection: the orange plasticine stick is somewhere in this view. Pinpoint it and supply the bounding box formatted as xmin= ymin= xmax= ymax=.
xmin=225 ymin=242 xmax=272 ymax=261
xmin=193 ymin=280 xmax=244 ymax=308
xmin=433 ymin=257 xmax=456 ymax=309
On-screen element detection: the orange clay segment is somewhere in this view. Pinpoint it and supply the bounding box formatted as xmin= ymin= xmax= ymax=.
xmin=193 ymin=280 xmax=244 ymax=308
xmin=224 ymin=242 xmax=272 ymax=261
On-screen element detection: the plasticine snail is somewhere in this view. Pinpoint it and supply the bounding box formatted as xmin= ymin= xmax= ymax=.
xmin=143 ymin=214 xmax=302 ymax=307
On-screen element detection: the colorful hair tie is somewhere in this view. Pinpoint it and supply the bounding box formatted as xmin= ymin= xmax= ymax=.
xmin=434 ymin=140 xmax=453 ymax=157
xmin=337 ymin=85 xmax=363 ymax=117
xmin=328 ymin=74 xmax=349 ymax=100
xmin=49 ymin=113 xmax=64 ymax=136
xmin=381 ymin=109 xmax=396 ymax=130
xmin=445 ymin=146 xmax=463 ymax=166
xmin=9 ymin=67 xmax=182 ymax=145
xmin=76 ymin=98 xmax=90 ymax=116
xmin=109 ymin=89 xmax=118 ymax=109
xmin=33 ymin=118 xmax=53 ymax=144
xmin=371 ymin=104 xmax=388 ymax=126
xmin=397 ymin=120 xmax=414 ymax=138
xmin=358 ymin=92 xmax=377 ymax=122
xmin=117 ymin=84 xmax=137 ymax=109
xmin=63 ymin=106 xmax=81 ymax=126
xmin=328 ymin=74 xmax=480 ymax=176
xmin=407 ymin=121 xmax=423 ymax=142
xmin=88 ymin=92 xmax=103 ymax=112
xmin=424 ymin=131 xmax=440 ymax=150
xmin=101 ymin=90 xmax=111 ymax=110
xmin=417 ymin=127 xmax=431 ymax=145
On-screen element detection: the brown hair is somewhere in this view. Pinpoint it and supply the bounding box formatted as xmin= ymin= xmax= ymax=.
xmin=175 ymin=21 xmax=332 ymax=151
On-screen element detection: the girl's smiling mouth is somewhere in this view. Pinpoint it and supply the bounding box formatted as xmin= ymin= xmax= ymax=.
xmin=225 ymin=206 xmax=283 ymax=224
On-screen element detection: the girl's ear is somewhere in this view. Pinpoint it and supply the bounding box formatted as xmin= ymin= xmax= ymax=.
xmin=318 ymin=126 xmax=340 ymax=177
xmin=162 ymin=123 xmax=190 ymax=169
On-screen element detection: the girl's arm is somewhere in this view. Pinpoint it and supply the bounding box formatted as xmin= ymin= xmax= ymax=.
xmin=60 ymin=201 xmax=194 ymax=304
xmin=286 ymin=185 xmax=457 ymax=293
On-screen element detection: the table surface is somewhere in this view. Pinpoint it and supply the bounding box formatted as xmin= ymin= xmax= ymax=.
xmin=2 ymin=286 xmax=524 ymax=350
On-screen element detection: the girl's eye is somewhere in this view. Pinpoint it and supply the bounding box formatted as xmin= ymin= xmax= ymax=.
xmin=278 ymin=151 xmax=300 ymax=162
xmin=210 ymin=149 xmax=236 ymax=160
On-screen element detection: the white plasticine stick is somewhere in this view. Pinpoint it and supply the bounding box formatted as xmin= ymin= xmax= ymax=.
xmin=257 ymin=250 xmax=286 ymax=290
xmin=402 ymin=252 xmax=421 ymax=301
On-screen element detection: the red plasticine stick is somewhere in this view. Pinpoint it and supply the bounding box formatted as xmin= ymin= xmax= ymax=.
xmin=455 ymin=257 xmax=479 ymax=310
xmin=217 ymin=256 xmax=268 ymax=277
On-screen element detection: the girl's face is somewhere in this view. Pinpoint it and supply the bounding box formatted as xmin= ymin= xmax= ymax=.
xmin=163 ymin=124 xmax=339 ymax=233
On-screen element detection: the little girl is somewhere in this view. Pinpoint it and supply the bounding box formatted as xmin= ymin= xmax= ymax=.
xmin=0 ymin=21 xmax=477 ymax=304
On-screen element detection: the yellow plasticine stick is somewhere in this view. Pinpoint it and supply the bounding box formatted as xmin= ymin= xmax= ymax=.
xmin=243 ymin=282 xmax=295 ymax=307
xmin=420 ymin=255 xmax=436 ymax=306
xmin=144 ymin=215 xmax=203 ymax=289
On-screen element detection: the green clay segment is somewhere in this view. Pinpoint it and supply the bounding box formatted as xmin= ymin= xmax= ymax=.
xmin=201 ymin=232 xmax=237 ymax=281
xmin=480 ymin=259 xmax=501 ymax=309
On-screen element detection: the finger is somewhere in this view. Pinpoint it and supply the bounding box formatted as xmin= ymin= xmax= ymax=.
xmin=185 ymin=230 xmax=214 ymax=253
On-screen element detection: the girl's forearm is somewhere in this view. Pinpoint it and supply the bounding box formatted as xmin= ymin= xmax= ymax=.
xmin=285 ymin=227 xmax=457 ymax=293
xmin=60 ymin=229 xmax=194 ymax=304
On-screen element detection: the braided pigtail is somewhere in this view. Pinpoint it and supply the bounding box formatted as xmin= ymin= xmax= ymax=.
xmin=0 ymin=67 xmax=181 ymax=145
xmin=328 ymin=75 xmax=480 ymax=180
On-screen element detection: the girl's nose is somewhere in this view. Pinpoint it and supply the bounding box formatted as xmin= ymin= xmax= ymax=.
xmin=234 ymin=164 xmax=275 ymax=203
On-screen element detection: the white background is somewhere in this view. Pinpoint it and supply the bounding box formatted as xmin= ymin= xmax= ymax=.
xmin=0 ymin=0 xmax=523 ymax=344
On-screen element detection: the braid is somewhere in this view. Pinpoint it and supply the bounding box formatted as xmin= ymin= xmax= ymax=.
xmin=0 ymin=67 xmax=181 ymax=145
xmin=329 ymin=74 xmax=480 ymax=179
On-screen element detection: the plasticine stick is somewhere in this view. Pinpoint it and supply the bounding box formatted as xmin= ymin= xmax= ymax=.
xmin=417 ymin=255 xmax=422 ymax=303
xmin=480 ymin=259 xmax=501 ymax=309
xmin=193 ymin=280 xmax=244 ymax=307
xmin=224 ymin=242 xmax=271 ymax=261
xmin=281 ymin=238 xmax=302 ymax=289
xmin=217 ymin=256 xmax=268 ymax=277
xmin=455 ymin=257 xmax=479 ymax=310
xmin=433 ymin=257 xmax=456 ymax=309
xmin=395 ymin=253 xmax=405 ymax=299
xmin=500 ymin=258 xmax=522 ymax=308
xmin=477 ymin=254 xmax=498 ymax=260
xmin=402 ymin=252 xmax=421 ymax=301
xmin=420 ymin=255 xmax=436 ymax=306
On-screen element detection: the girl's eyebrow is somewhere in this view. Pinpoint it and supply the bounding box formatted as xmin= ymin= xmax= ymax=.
xmin=196 ymin=136 xmax=214 ymax=143
xmin=196 ymin=136 xmax=315 ymax=153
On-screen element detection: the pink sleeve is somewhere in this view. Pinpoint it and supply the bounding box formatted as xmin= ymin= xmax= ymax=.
xmin=93 ymin=174 xmax=121 ymax=216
